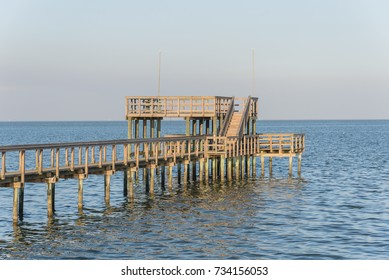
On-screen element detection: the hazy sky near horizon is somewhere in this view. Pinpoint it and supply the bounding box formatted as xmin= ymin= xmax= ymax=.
xmin=1 ymin=0 xmax=388 ymax=121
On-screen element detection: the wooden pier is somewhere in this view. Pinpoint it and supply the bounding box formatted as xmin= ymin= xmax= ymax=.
xmin=0 ymin=96 xmax=304 ymax=223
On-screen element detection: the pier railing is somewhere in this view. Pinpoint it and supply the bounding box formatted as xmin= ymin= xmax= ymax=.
xmin=0 ymin=133 xmax=304 ymax=186
xmin=0 ymin=136 xmax=205 ymax=186
xmin=205 ymin=134 xmax=305 ymax=157
xmin=219 ymin=97 xmax=235 ymax=136
xmin=125 ymin=96 xmax=233 ymax=118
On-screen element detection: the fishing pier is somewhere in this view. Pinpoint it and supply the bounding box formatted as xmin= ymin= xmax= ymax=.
xmin=0 ymin=96 xmax=304 ymax=223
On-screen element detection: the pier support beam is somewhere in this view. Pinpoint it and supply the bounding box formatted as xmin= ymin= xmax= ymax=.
xmin=298 ymin=154 xmax=302 ymax=177
xmin=213 ymin=117 xmax=217 ymax=136
xmin=199 ymin=120 xmax=204 ymax=137
xmin=161 ymin=166 xmax=165 ymax=191
xmin=168 ymin=164 xmax=173 ymax=191
xmin=12 ymin=182 xmax=24 ymax=223
xmin=144 ymin=168 xmax=149 ymax=192
xmin=157 ymin=118 xmax=162 ymax=162
xmin=134 ymin=119 xmax=139 ymax=138
xmin=204 ymin=158 xmax=209 ymax=183
xmin=199 ymin=158 xmax=204 ymax=182
xmin=186 ymin=118 xmax=190 ymax=136
xmin=184 ymin=161 xmax=188 ymax=185
xmin=186 ymin=161 xmax=190 ymax=183
xmin=240 ymin=156 xmax=244 ymax=178
xmin=212 ymin=158 xmax=217 ymax=181
xmin=252 ymin=120 xmax=257 ymax=177
xmin=104 ymin=170 xmax=113 ymax=204
xmin=220 ymin=156 xmax=225 ymax=182
xmin=127 ymin=118 xmax=133 ymax=158
xmin=76 ymin=174 xmax=86 ymax=210
xmin=235 ymin=157 xmax=240 ymax=179
xmin=124 ymin=167 xmax=135 ymax=198
xmin=247 ymin=155 xmax=251 ymax=177
xmin=150 ymin=165 xmax=155 ymax=194
xmin=227 ymin=158 xmax=232 ymax=181
xmin=46 ymin=177 xmax=56 ymax=218
xmin=252 ymin=156 xmax=256 ymax=177
xmin=269 ymin=157 xmax=273 ymax=176
xmin=177 ymin=163 xmax=181 ymax=184
xmin=192 ymin=161 xmax=196 ymax=182
xmin=123 ymin=170 xmax=128 ymax=197
xmin=289 ymin=156 xmax=293 ymax=177
xmin=260 ymin=156 xmax=265 ymax=177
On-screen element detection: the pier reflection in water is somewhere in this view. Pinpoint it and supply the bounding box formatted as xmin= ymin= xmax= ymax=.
xmin=5 ymin=177 xmax=306 ymax=260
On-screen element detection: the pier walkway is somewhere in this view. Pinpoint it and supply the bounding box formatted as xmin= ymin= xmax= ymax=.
xmin=1 ymin=96 xmax=304 ymax=223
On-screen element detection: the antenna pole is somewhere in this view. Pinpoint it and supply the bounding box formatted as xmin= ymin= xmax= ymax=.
xmin=158 ymin=50 xmax=161 ymax=98
xmin=251 ymin=48 xmax=255 ymax=96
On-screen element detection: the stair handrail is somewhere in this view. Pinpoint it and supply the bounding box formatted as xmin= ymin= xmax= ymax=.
xmin=219 ymin=97 xmax=235 ymax=136
xmin=237 ymin=96 xmax=252 ymax=138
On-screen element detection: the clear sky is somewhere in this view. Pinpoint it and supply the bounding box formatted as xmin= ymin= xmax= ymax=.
xmin=1 ymin=0 xmax=388 ymax=120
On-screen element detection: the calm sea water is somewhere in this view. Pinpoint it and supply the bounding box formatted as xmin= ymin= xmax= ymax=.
xmin=0 ymin=120 xmax=388 ymax=260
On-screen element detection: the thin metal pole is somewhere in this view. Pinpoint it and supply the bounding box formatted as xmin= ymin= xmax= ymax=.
xmin=252 ymin=48 xmax=255 ymax=96
xmin=158 ymin=50 xmax=161 ymax=98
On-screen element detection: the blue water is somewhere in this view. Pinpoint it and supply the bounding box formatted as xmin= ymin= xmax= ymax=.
xmin=0 ymin=120 xmax=388 ymax=259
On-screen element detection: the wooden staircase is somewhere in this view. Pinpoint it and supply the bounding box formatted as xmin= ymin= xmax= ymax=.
xmin=225 ymin=99 xmax=246 ymax=137
xmin=226 ymin=112 xmax=243 ymax=136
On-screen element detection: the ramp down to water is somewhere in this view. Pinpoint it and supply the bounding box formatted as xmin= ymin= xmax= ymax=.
xmin=0 ymin=96 xmax=304 ymax=224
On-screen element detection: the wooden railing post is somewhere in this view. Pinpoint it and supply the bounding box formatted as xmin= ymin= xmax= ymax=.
xmin=1 ymin=152 xmax=6 ymax=180
xmin=85 ymin=146 xmax=89 ymax=175
xmin=19 ymin=150 xmax=25 ymax=184
xmin=55 ymin=148 xmax=59 ymax=178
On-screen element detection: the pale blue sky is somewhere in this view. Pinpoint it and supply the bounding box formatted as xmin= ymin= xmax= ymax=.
xmin=1 ymin=0 xmax=388 ymax=120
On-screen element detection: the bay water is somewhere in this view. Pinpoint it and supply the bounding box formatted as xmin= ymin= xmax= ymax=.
xmin=0 ymin=120 xmax=388 ymax=259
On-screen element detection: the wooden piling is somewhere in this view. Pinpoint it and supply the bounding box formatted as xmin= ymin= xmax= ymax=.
xmin=128 ymin=118 xmax=132 ymax=139
xmin=247 ymin=155 xmax=251 ymax=177
xmin=104 ymin=170 xmax=113 ymax=204
xmin=289 ymin=156 xmax=293 ymax=176
xmin=252 ymin=156 xmax=256 ymax=176
xmin=184 ymin=161 xmax=188 ymax=185
xmin=144 ymin=168 xmax=149 ymax=192
xmin=261 ymin=155 xmax=265 ymax=176
xmin=220 ymin=156 xmax=225 ymax=182
xmin=227 ymin=157 xmax=232 ymax=181
xmin=192 ymin=161 xmax=196 ymax=182
xmin=76 ymin=174 xmax=85 ymax=210
xmin=186 ymin=161 xmax=190 ymax=182
xmin=204 ymin=158 xmax=209 ymax=183
xmin=177 ymin=163 xmax=182 ymax=184
xmin=150 ymin=165 xmax=155 ymax=194
xmin=269 ymin=157 xmax=273 ymax=176
xmin=213 ymin=117 xmax=217 ymax=136
xmin=135 ymin=119 xmax=139 ymax=138
xmin=298 ymin=153 xmax=302 ymax=176
xmin=161 ymin=165 xmax=165 ymax=191
xmin=129 ymin=170 xmax=135 ymax=198
xmin=12 ymin=183 xmax=21 ymax=223
xmin=186 ymin=118 xmax=190 ymax=136
xmin=240 ymin=156 xmax=244 ymax=178
xmin=212 ymin=158 xmax=217 ymax=181
xmin=18 ymin=185 xmax=24 ymax=221
xmin=168 ymin=164 xmax=173 ymax=191
xmin=235 ymin=156 xmax=240 ymax=179
xmin=46 ymin=177 xmax=56 ymax=217
xmin=199 ymin=158 xmax=204 ymax=182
